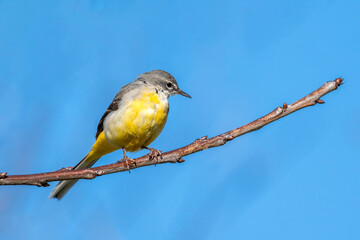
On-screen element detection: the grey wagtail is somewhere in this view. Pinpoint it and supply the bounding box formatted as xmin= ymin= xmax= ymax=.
xmin=50 ymin=70 xmax=191 ymax=199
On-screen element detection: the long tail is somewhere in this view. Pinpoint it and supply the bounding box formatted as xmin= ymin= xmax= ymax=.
xmin=49 ymin=154 xmax=100 ymax=200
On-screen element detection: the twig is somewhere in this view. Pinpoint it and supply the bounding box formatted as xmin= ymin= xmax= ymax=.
xmin=0 ymin=78 xmax=343 ymax=187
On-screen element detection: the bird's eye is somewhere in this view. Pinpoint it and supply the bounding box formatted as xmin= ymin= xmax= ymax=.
xmin=167 ymin=82 xmax=172 ymax=88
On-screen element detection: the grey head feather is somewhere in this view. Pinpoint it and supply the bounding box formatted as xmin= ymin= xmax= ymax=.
xmin=136 ymin=70 xmax=180 ymax=97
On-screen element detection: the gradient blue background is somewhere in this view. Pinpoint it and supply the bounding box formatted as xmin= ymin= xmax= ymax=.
xmin=0 ymin=0 xmax=359 ymax=239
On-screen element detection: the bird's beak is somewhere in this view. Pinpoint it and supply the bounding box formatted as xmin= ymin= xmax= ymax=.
xmin=178 ymin=89 xmax=192 ymax=98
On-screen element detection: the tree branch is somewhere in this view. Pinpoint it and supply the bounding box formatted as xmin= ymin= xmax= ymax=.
xmin=0 ymin=78 xmax=343 ymax=187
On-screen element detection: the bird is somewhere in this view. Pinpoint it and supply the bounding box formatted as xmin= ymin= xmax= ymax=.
xmin=49 ymin=70 xmax=191 ymax=199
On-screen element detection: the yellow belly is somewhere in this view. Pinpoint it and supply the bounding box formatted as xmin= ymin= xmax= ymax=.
xmin=88 ymin=131 xmax=118 ymax=160
xmin=103 ymin=90 xmax=168 ymax=152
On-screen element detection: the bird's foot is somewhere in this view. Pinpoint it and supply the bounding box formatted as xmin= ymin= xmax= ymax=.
xmin=118 ymin=149 xmax=136 ymax=173
xmin=143 ymin=147 xmax=163 ymax=166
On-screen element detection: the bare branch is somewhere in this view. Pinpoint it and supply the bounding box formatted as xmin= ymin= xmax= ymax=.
xmin=0 ymin=78 xmax=343 ymax=187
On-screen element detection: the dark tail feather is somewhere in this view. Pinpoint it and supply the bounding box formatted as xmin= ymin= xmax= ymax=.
xmin=49 ymin=154 xmax=100 ymax=200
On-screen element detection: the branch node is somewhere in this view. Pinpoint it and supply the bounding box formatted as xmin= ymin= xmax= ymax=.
xmin=275 ymin=106 xmax=284 ymax=115
xmin=39 ymin=181 xmax=50 ymax=187
xmin=225 ymin=135 xmax=235 ymax=141
xmin=57 ymin=167 xmax=74 ymax=172
xmin=334 ymin=77 xmax=343 ymax=86
xmin=283 ymin=102 xmax=288 ymax=110
xmin=177 ymin=158 xmax=185 ymax=163
xmin=315 ymin=99 xmax=325 ymax=104
xmin=195 ymin=136 xmax=208 ymax=143
xmin=95 ymin=170 xmax=105 ymax=176
xmin=0 ymin=172 xmax=7 ymax=179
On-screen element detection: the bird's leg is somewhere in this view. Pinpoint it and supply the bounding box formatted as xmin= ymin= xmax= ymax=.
xmin=142 ymin=146 xmax=163 ymax=166
xmin=118 ymin=148 xmax=136 ymax=173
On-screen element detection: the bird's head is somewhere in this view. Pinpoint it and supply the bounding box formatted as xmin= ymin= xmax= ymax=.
xmin=137 ymin=70 xmax=191 ymax=98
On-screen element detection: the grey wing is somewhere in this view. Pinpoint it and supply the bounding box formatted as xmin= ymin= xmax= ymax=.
xmin=95 ymin=81 xmax=141 ymax=139
xmin=95 ymin=96 xmax=121 ymax=139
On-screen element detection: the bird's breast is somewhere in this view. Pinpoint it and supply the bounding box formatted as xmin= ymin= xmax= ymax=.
xmin=104 ymin=89 xmax=169 ymax=151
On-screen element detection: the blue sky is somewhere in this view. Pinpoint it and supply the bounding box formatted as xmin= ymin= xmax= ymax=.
xmin=0 ymin=0 xmax=359 ymax=239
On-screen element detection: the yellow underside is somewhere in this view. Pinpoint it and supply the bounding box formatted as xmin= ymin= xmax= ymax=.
xmin=87 ymin=131 xmax=117 ymax=161
xmin=86 ymin=89 xmax=168 ymax=162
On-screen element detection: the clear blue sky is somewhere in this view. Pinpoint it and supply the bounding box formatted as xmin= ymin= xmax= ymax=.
xmin=0 ymin=0 xmax=359 ymax=239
